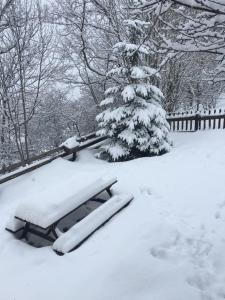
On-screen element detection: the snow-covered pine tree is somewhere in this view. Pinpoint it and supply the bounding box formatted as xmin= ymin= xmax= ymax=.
xmin=96 ymin=12 xmax=171 ymax=162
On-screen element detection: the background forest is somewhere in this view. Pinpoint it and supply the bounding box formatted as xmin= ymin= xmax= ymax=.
xmin=0 ymin=0 xmax=224 ymax=165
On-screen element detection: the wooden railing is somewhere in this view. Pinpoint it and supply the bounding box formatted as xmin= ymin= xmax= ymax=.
xmin=0 ymin=134 xmax=107 ymax=185
xmin=167 ymin=109 xmax=225 ymax=132
xmin=1 ymin=109 xmax=225 ymax=184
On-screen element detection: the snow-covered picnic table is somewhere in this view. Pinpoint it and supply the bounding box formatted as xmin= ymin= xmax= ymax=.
xmin=15 ymin=175 xmax=117 ymax=228
xmin=6 ymin=173 xmax=133 ymax=254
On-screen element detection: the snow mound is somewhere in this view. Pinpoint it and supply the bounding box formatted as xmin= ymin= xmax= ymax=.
xmin=61 ymin=136 xmax=80 ymax=149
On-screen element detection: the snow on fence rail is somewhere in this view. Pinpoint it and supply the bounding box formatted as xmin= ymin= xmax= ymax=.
xmin=0 ymin=134 xmax=107 ymax=185
xmin=1 ymin=109 xmax=225 ymax=184
xmin=167 ymin=109 xmax=225 ymax=132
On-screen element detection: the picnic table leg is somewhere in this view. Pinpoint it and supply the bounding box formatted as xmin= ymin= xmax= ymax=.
xmin=51 ymin=224 xmax=60 ymax=240
xmin=20 ymin=223 xmax=30 ymax=240
xmin=106 ymin=188 xmax=113 ymax=197
xmin=71 ymin=152 xmax=77 ymax=161
xmin=46 ymin=227 xmax=53 ymax=235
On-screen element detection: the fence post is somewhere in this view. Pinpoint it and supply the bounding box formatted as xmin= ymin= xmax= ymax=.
xmin=1 ymin=164 xmax=6 ymax=175
xmin=194 ymin=113 xmax=200 ymax=131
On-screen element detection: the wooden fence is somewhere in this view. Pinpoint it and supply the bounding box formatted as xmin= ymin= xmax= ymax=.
xmin=0 ymin=133 xmax=107 ymax=185
xmin=167 ymin=109 xmax=225 ymax=132
xmin=1 ymin=109 xmax=225 ymax=185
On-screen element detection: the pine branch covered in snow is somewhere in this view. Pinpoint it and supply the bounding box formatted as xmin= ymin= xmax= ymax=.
xmin=96 ymin=6 xmax=171 ymax=162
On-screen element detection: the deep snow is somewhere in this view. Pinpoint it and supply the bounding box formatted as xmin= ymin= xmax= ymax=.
xmin=0 ymin=131 xmax=225 ymax=300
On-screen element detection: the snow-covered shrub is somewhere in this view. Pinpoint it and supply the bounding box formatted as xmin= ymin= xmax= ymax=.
xmin=96 ymin=17 xmax=171 ymax=162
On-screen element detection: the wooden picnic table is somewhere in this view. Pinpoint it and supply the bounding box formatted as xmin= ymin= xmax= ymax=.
xmin=6 ymin=176 xmax=117 ymax=244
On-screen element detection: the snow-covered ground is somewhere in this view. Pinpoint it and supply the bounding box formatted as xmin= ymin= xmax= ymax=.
xmin=1 ymin=131 xmax=225 ymax=300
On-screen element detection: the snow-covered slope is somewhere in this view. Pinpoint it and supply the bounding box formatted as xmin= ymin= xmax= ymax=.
xmin=0 ymin=131 xmax=225 ymax=300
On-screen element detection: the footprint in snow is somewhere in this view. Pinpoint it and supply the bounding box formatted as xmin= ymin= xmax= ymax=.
xmin=139 ymin=186 xmax=152 ymax=196
xmin=186 ymin=272 xmax=214 ymax=291
xmin=149 ymin=227 xmax=180 ymax=262
xmin=218 ymin=200 xmax=225 ymax=209
xmin=216 ymin=285 xmax=225 ymax=299
xmin=150 ymin=247 xmax=172 ymax=260
xmin=186 ymin=271 xmax=225 ymax=300
xmin=215 ymin=211 xmax=221 ymax=219
xmin=214 ymin=200 xmax=225 ymax=220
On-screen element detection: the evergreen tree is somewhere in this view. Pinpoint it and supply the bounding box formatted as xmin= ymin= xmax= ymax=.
xmin=96 ymin=12 xmax=171 ymax=162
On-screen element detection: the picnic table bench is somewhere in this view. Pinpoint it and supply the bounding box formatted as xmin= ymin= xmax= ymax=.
xmin=6 ymin=175 xmax=133 ymax=254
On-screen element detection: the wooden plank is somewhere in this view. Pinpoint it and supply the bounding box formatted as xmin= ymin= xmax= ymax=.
xmin=55 ymin=197 xmax=133 ymax=255
xmin=76 ymin=132 xmax=96 ymax=142
xmin=27 ymin=147 xmax=64 ymax=163
xmin=186 ymin=119 xmax=188 ymax=131
xmin=208 ymin=110 xmax=211 ymax=129
xmin=27 ymin=227 xmax=56 ymax=243
xmin=0 ymin=147 xmax=64 ymax=175
xmin=218 ymin=117 xmax=221 ymax=129
xmin=0 ymin=153 xmax=64 ymax=185
xmin=181 ymin=112 xmax=184 ymax=131
xmin=0 ymin=136 xmax=108 ymax=185
xmin=15 ymin=180 xmax=117 ymax=230
xmin=167 ymin=116 xmax=196 ymax=122
xmin=0 ymin=161 xmax=25 ymax=175
xmin=63 ymin=136 xmax=107 ymax=155
xmin=201 ymin=115 xmax=224 ymax=120
xmin=194 ymin=114 xmax=200 ymax=131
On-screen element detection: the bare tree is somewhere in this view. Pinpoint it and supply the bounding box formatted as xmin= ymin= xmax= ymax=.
xmin=54 ymin=0 xmax=127 ymax=103
xmin=0 ymin=0 xmax=15 ymax=164
xmin=0 ymin=0 xmax=56 ymax=165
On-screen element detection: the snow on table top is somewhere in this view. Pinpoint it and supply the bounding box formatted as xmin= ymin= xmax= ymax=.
xmin=53 ymin=194 xmax=133 ymax=254
xmin=15 ymin=174 xmax=117 ymax=228
xmin=5 ymin=217 xmax=25 ymax=232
